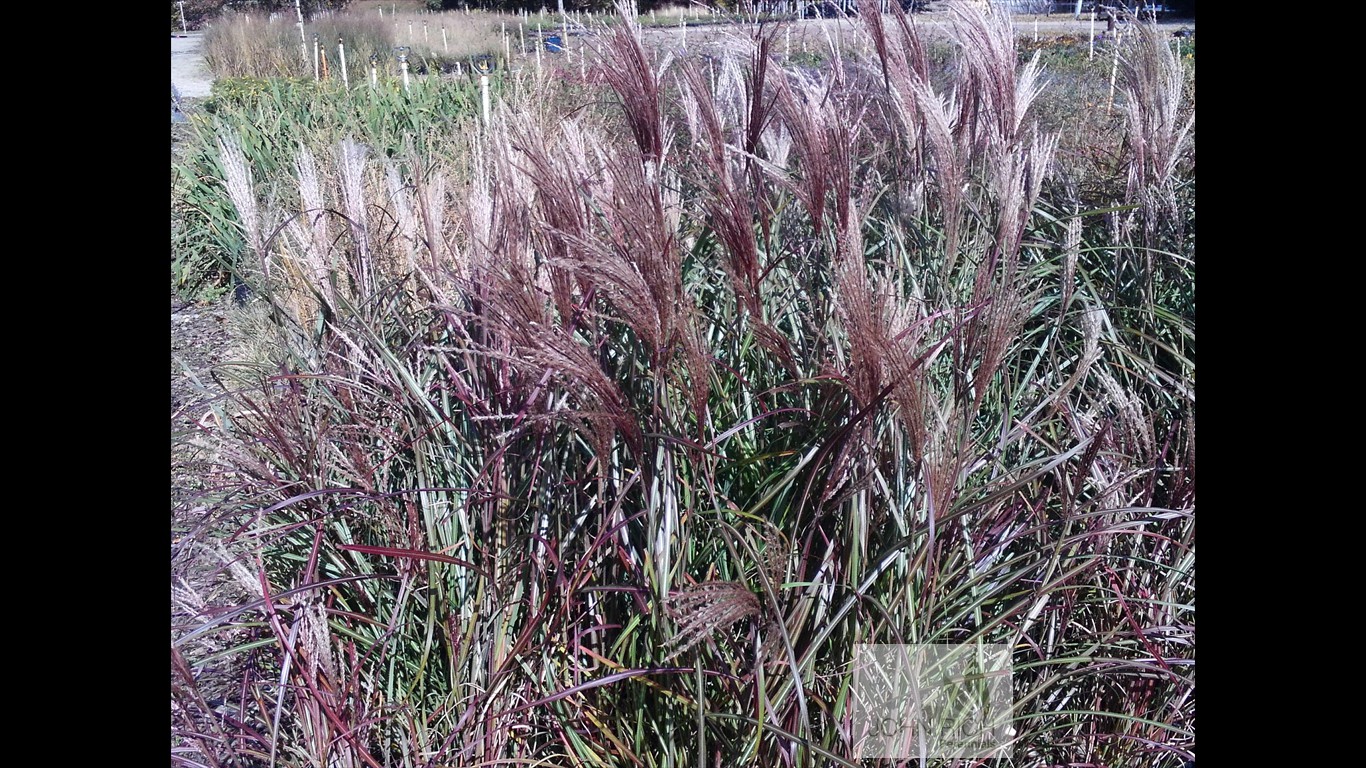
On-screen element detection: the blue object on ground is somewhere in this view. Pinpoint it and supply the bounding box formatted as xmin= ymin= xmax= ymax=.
xmin=172 ymin=83 xmax=187 ymax=123
xmin=545 ymin=35 xmax=563 ymax=53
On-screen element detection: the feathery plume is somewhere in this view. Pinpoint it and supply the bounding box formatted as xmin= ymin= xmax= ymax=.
xmin=216 ymin=130 xmax=266 ymax=279
xmin=665 ymin=580 xmax=761 ymax=661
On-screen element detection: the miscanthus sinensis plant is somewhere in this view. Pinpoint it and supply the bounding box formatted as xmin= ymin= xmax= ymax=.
xmin=172 ymin=3 xmax=1193 ymax=766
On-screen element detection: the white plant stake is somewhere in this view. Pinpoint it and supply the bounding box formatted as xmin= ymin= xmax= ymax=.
xmin=370 ymin=56 xmax=377 ymax=89
xmin=296 ymin=0 xmax=307 ymax=73
xmin=1089 ymin=10 xmax=1095 ymax=60
xmin=338 ymin=38 xmax=348 ymax=89
xmin=424 ymin=20 xmax=429 ymax=44
xmin=408 ymin=20 xmax=413 ymax=42
xmin=481 ymin=74 xmax=491 ymax=128
xmin=312 ymin=34 xmax=320 ymax=80
xmin=178 ymin=1 xmax=187 ymax=33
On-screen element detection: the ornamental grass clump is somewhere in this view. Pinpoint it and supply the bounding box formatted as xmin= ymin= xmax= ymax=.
xmin=171 ymin=73 xmax=483 ymax=298
xmin=173 ymin=3 xmax=1193 ymax=766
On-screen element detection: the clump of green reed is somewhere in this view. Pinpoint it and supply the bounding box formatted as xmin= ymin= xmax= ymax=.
xmin=173 ymin=3 xmax=1193 ymax=766
xmin=171 ymin=71 xmax=488 ymax=298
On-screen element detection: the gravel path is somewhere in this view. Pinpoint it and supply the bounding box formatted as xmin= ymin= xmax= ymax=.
xmin=171 ymin=32 xmax=213 ymax=101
